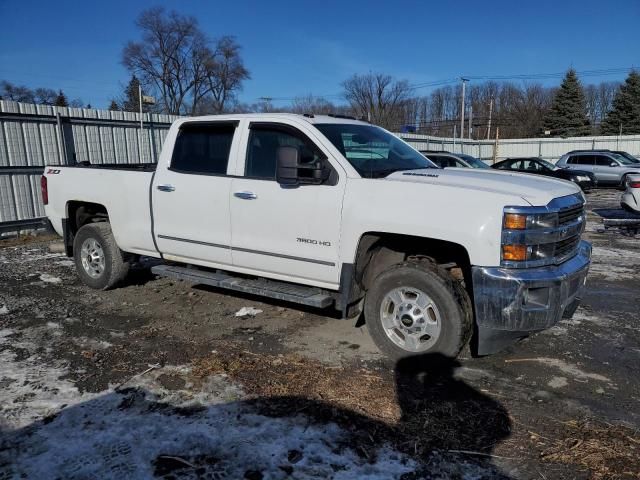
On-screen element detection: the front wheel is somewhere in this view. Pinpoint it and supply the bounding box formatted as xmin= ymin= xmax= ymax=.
xmin=73 ymin=222 xmax=129 ymax=290
xmin=364 ymin=261 xmax=472 ymax=360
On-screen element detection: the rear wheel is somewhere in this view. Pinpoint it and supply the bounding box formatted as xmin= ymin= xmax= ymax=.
xmin=364 ymin=260 xmax=472 ymax=360
xmin=73 ymin=223 xmax=129 ymax=290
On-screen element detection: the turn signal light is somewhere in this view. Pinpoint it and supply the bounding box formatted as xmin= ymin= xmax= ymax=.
xmin=504 ymin=213 xmax=527 ymax=230
xmin=503 ymin=244 xmax=528 ymax=261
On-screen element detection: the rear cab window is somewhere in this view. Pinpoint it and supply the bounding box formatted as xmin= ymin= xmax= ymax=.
xmin=170 ymin=122 xmax=238 ymax=175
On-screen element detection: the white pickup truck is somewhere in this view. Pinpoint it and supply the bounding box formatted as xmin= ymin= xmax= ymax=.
xmin=42 ymin=113 xmax=591 ymax=359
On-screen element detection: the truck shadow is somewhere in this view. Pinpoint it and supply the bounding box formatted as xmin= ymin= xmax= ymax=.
xmin=1 ymin=354 xmax=512 ymax=478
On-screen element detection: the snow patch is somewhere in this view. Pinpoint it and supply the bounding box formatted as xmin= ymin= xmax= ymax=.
xmin=0 ymin=325 xmax=422 ymax=479
xmin=547 ymin=376 xmax=568 ymax=389
xmin=39 ymin=273 xmax=62 ymax=284
xmin=235 ymin=306 xmax=263 ymax=317
xmin=0 ymin=305 xmax=9 ymax=315
xmin=510 ymin=357 xmax=611 ymax=383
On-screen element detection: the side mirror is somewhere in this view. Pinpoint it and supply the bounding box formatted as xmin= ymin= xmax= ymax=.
xmin=276 ymin=146 xmax=300 ymax=186
xmin=610 ymin=161 xmax=618 ymax=167
xmin=276 ymin=145 xmax=330 ymax=186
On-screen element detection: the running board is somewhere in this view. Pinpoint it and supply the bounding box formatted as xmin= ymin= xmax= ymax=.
xmin=151 ymin=264 xmax=334 ymax=309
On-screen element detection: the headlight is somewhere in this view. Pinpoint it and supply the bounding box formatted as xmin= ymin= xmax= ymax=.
xmin=501 ymin=203 xmax=584 ymax=267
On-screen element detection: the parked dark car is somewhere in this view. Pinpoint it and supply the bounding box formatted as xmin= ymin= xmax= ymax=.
xmin=492 ymin=157 xmax=596 ymax=191
xmin=420 ymin=151 xmax=490 ymax=169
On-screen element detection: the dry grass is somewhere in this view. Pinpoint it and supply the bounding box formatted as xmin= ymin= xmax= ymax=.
xmin=539 ymin=420 xmax=640 ymax=479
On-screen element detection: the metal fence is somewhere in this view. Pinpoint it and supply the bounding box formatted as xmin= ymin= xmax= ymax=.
xmin=399 ymin=132 xmax=640 ymax=164
xmin=0 ymin=100 xmax=178 ymax=234
xmin=2 ymin=100 xmax=640 ymax=234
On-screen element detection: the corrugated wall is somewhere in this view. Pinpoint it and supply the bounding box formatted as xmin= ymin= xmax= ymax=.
xmin=0 ymin=100 xmax=178 ymax=229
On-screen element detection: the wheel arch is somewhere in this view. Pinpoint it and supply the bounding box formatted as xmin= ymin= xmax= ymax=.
xmin=64 ymin=201 xmax=110 ymax=256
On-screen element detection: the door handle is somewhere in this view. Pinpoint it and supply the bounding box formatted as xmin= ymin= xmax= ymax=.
xmin=156 ymin=184 xmax=175 ymax=192
xmin=234 ymin=191 xmax=257 ymax=200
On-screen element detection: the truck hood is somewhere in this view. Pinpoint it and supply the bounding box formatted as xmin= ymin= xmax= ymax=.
xmin=386 ymin=168 xmax=580 ymax=206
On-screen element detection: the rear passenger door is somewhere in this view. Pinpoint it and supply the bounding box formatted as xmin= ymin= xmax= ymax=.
xmin=568 ymin=155 xmax=595 ymax=175
xmin=152 ymin=121 xmax=240 ymax=267
xmin=229 ymin=122 xmax=344 ymax=287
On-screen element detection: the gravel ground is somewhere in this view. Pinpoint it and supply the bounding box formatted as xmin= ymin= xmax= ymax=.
xmin=1 ymin=188 xmax=639 ymax=479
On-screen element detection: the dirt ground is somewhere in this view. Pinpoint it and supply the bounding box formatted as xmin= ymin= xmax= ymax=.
xmin=1 ymin=189 xmax=639 ymax=479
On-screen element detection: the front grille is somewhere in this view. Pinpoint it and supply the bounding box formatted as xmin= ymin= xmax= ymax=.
xmin=555 ymin=235 xmax=580 ymax=259
xmin=558 ymin=205 xmax=583 ymax=225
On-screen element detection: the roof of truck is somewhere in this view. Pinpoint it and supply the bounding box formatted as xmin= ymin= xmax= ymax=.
xmin=180 ymin=113 xmax=369 ymax=125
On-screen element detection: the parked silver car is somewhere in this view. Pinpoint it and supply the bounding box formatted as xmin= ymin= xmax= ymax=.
xmin=556 ymin=151 xmax=640 ymax=187
xmin=420 ymin=151 xmax=490 ymax=169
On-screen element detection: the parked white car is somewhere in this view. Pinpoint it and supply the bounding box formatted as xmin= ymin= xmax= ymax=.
xmin=621 ymin=174 xmax=640 ymax=213
xmin=42 ymin=113 xmax=591 ymax=359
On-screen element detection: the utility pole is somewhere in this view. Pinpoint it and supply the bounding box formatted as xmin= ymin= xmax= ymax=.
xmin=468 ymin=106 xmax=473 ymax=140
xmin=492 ymin=127 xmax=500 ymax=165
xmin=453 ymin=124 xmax=457 ymax=151
xmin=460 ymin=77 xmax=469 ymax=142
xmin=486 ymin=96 xmax=493 ymax=140
xmin=138 ymin=83 xmax=144 ymax=159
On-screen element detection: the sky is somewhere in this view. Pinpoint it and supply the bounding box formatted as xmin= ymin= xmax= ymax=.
xmin=0 ymin=0 xmax=639 ymax=109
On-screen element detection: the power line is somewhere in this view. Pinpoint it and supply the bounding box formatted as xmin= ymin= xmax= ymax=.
xmin=262 ymin=66 xmax=635 ymax=103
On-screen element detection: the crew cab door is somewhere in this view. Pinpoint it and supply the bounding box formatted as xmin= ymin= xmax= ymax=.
xmin=229 ymin=121 xmax=344 ymax=287
xmin=152 ymin=121 xmax=240 ymax=267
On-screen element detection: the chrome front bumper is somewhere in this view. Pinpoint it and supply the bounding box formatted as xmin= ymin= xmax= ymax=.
xmin=472 ymin=241 xmax=591 ymax=355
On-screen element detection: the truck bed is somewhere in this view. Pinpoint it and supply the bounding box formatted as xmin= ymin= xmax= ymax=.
xmin=44 ymin=164 xmax=158 ymax=257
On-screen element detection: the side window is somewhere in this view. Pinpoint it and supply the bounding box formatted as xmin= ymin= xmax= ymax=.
xmin=576 ymin=155 xmax=594 ymax=165
xmin=436 ymin=156 xmax=454 ymax=167
xmin=567 ymin=156 xmax=577 ymax=165
xmin=595 ymin=155 xmax=614 ymax=166
xmin=171 ymin=123 xmax=236 ymax=175
xmin=246 ymin=126 xmax=324 ymax=180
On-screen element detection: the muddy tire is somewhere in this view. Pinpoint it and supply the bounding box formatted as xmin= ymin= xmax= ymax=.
xmin=73 ymin=223 xmax=129 ymax=290
xmin=364 ymin=260 xmax=472 ymax=361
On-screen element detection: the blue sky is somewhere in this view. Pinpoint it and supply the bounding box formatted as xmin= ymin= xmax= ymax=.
xmin=1 ymin=0 xmax=638 ymax=108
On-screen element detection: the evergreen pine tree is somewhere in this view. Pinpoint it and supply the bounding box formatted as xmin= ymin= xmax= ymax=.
xmin=600 ymin=70 xmax=640 ymax=135
xmin=54 ymin=90 xmax=68 ymax=107
xmin=108 ymin=100 xmax=120 ymax=111
xmin=122 ymin=75 xmax=142 ymax=112
xmin=543 ymin=69 xmax=590 ymax=137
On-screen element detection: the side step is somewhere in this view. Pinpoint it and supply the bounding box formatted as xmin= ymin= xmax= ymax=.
xmin=151 ymin=264 xmax=335 ymax=309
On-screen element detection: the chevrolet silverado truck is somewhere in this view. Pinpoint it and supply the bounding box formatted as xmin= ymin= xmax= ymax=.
xmin=42 ymin=114 xmax=592 ymax=359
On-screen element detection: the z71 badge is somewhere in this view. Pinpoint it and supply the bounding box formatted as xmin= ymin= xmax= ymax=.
xmin=297 ymin=237 xmax=331 ymax=247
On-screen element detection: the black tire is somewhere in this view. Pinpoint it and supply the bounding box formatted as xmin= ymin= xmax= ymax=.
xmin=364 ymin=260 xmax=472 ymax=361
xmin=620 ymin=174 xmax=629 ymax=190
xmin=73 ymin=222 xmax=129 ymax=290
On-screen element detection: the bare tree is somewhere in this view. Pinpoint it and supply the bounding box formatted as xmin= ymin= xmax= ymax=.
xmin=122 ymin=8 xmax=249 ymax=115
xmin=289 ymin=94 xmax=335 ymax=114
xmin=0 ymin=81 xmax=35 ymax=102
xmin=342 ymin=73 xmax=412 ymax=129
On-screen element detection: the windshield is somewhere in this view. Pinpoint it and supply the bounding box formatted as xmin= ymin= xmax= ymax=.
xmin=611 ymin=153 xmax=635 ymax=165
xmin=456 ymin=153 xmax=490 ymax=169
xmin=614 ymin=151 xmax=640 ymax=163
xmin=314 ymin=123 xmax=437 ymax=178
xmin=537 ymin=158 xmax=558 ymax=170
